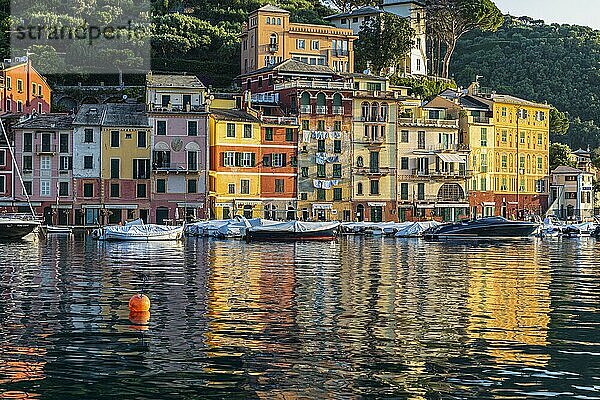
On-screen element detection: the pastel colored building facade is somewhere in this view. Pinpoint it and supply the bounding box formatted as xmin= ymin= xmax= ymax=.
xmin=12 ymin=114 xmax=74 ymax=224
xmin=100 ymin=104 xmax=152 ymax=224
xmin=240 ymin=5 xmax=356 ymax=75
xmin=147 ymin=73 xmax=209 ymax=223
xmin=72 ymin=104 xmax=105 ymax=226
xmin=548 ymin=166 xmax=595 ymax=221
xmin=1 ymin=59 xmax=51 ymax=115
xmin=209 ymin=108 xmax=262 ymax=220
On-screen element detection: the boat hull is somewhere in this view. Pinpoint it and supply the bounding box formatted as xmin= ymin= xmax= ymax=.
xmin=425 ymin=220 xmax=538 ymax=240
xmin=0 ymin=221 xmax=40 ymax=239
xmin=246 ymin=227 xmax=338 ymax=242
xmin=96 ymin=225 xmax=184 ymax=241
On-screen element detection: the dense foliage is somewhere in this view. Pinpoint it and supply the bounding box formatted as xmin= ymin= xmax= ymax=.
xmin=549 ymin=143 xmax=576 ymax=171
xmin=452 ymin=16 xmax=600 ymax=150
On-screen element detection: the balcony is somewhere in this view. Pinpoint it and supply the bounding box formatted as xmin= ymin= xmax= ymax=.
xmin=360 ymin=115 xmax=388 ymax=123
xmin=153 ymin=163 xmax=191 ymax=172
xmin=333 ymin=49 xmax=348 ymax=57
xmin=469 ymin=115 xmax=491 ymax=124
xmin=354 ymin=90 xmax=399 ymax=100
xmin=363 ymin=134 xmax=385 ymax=145
xmin=274 ymin=80 xmax=354 ymax=90
xmin=148 ymin=103 xmax=206 ymax=113
xmin=261 ymin=116 xmax=298 ymax=125
xmin=268 ymin=43 xmax=279 ymax=53
xmin=398 ymin=194 xmax=468 ymax=204
xmin=355 ymin=167 xmax=391 ymax=176
xmin=251 ymin=93 xmax=279 ymax=104
xmin=397 ymin=117 xmax=459 ymax=128
xmin=414 ymin=144 xmax=469 ymax=153
xmin=332 ymin=106 xmax=343 ymax=115
xmin=300 ymin=105 xmax=312 ymax=114
xmin=316 ymin=106 xmax=326 ymax=114
xmin=36 ymin=144 xmax=56 ymax=155
xmin=412 ymin=168 xmax=471 ymax=179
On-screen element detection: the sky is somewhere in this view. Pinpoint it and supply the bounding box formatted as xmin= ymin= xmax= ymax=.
xmin=493 ymin=0 xmax=600 ymax=30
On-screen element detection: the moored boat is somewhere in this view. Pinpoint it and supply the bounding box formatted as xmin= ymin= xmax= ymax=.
xmin=44 ymin=226 xmax=73 ymax=234
xmin=245 ymin=221 xmax=340 ymax=241
xmin=0 ymin=216 xmax=40 ymax=240
xmin=94 ymin=223 xmax=184 ymax=241
xmin=424 ymin=217 xmax=539 ymax=240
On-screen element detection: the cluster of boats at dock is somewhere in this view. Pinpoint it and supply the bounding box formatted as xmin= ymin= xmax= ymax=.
xmin=2 ymin=213 xmax=600 ymax=242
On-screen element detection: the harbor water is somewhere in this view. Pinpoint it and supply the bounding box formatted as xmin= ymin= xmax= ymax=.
xmin=0 ymin=236 xmax=599 ymax=399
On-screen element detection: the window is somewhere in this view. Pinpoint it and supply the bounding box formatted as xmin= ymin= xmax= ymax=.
xmin=223 ymin=152 xmax=235 ymax=167
xmin=334 ymin=121 xmax=342 ymax=132
xmin=137 ymin=130 xmax=147 ymax=148
xmin=0 ymin=176 xmax=5 ymax=193
xmin=272 ymin=153 xmax=286 ymax=167
xmin=188 ymin=151 xmax=198 ymax=171
xmin=400 ymin=183 xmax=409 ymax=200
xmin=401 ymin=157 xmax=409 ymax=170
xmin=266 ymin=16 xmax=271 ymax=24
xmin=226 ymin=123 xmax=236 ymax=138
xmin=83 ymin=183 xmax=93 ymax=198
xmin=133 ymin=183 xmax=146 ymax=198
xmin=565 ymin=175 xmax=577 ymax=182
xmin=156 ymin=121 xmax=166 ymax=136
xmin=184 ymin=120 xmax=198 ymax=137
xmin=401 ymin=130 xmax=409 ymax=143
xmin=110 ymin=130 xmax=120 ymax=147
xmin=23 ymin=133 xmax=32 ymax=152
xmin=275 ymin=179 xmax=284 ymax=193
xmin=84 ymin=128 xmax=94 ymax=143
xmin=501 ymin=178 xmax=508 ymax=191
xmin=519 ymin=156 xmax=525 ymax=170
xmin=480 ymin=128 xmax=487 ymax=147
xmin=333 ymin=188 xmax=342 ymax=201
xmin=480 ymin=177 xmax=487 ymax=191
xmin=228 ymin=183 xmax=235 ymax=194
xmin=110 ymin=183 xmax=119 ymax=198
xmin=417 ymin=183 xmax=425 ymax=200
xmin=59 ymin=133 xmax=69 ymax=153
xmin=501 ymin=154 xmax=507 ymax=168
xmin=317 ymin=164 xmax=326 ymax=178
xmin=566 ymin=192 xmax=577 ymax=199
xmin=537 ymin=156 xmax=543 ymax=171
xmin=40 ymin=156 xmax=51 ymax=171
xmin=5 ymin=99 xmax=10 ymax=112
xmin=41 ymin=133 xmax=51 ymax=152
xmin=17 ymin=79 xmax=23 ymax=92
xmin=520 ymin=132 xmax=525 ymax=144
xmin=240 ymin=179 xmax=250 ymax=194
xmin=59 ymin=156 xmax=72 ymax=171
xmin=285 ymin=128 xmax=294 ymax=142
xmin=318 ymin=139 xmax=325 ymax=152
xmin=0 ymin=150 xmax=4 ymax=166
xmin=317 ymin=188 xmax=326 ymax=200
xmin=187 ymin=179 xmax=197 ymax=194
xmin=357 ymin=183 xmax=363 ymax=195
xmin=357 ymin=156 xmax=364 ymax=167
xmin=133 ymin=159 xmax=150 ymax=179
xmin=156 ymin=179 xmax=166 ymax=193
xmin=418 ymin=131 xmax=425 ymax=149
xmin=333 ymin=164 xmax=342 ymax=178
xmin=352 ymin=17 xmax=358 ymax=23
xmin=501 ymin=107 xmax=507 ymax=117
xmin=110 ymin=158 xmax=120 ymax=179
xmin=297 ymin=39 xmax=305 ymax=49
xmin=23 ymin=155 xmax=32 ymax=171
xmin=312 ymin=40 xmax=319 ymax=50
xmin=538 ymin=133 xmax=543 ymax=146
xmin=501 ymin=130 xmax=507 ymax=142
xmin=239 ymin=124 xmax=251 ymax=139
xmin=302 ymin=120 xmax=309 ymax=130
xmin=341 ymin=18 xmax=347 ymax=24
xmin=480 ymin=153 xmax=487 ymax=173
xmin=265 ymin=127 xmax=273 ymax=141
xmin=242 ymin=152 xmax=255 ymax=167
xmin=40 ymin=180 xmax=51 ymax=196
xmin=317 ymin=120 xmax=325 ymax=131
xmin=23 ymin=181 xmax=32 ymax=196
xmin=5 ymin=76 xmax=10 ymax=90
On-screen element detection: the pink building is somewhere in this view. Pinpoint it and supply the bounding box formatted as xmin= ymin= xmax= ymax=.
xmin=12 ymin=114 xmax=75 ymax=224
xmin=146 ymin=73 xmax=209 ymax=222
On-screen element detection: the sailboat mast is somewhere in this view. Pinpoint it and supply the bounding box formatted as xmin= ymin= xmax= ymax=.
xmin=0 ymin=118 xmax=37 ymax=218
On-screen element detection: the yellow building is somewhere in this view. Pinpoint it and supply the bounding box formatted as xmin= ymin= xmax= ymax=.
xmin=441 ymin=84 xmax=550 ymax=218
xmin=396 ymin=97 xmax=471 ymax=222
xmin=100 ymin=104 xmax=152 ymax=224
xmin=208 ymin=108 xmax=262 ymax=219
xmin=240 ymin=5 xmax=356 ymax=75
xmin=348 ymin=73 xmax=415 ymax=222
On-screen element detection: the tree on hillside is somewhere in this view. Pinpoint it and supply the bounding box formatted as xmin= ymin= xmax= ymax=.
xmin=550 ymin=107 xmax=570 ymax=137
xmin=426 ymin=0 xmax=503 ymax=78
xmin=549 ymin=143 xmax=576 ymax=171
xmin=355 ymin=14 xmax=415 ymax=74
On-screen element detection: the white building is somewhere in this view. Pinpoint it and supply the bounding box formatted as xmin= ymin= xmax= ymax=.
xmin=325 ymin=1 xmax=427 ymax=76
xmin=548 ymin=165 xmax=595 ymax=221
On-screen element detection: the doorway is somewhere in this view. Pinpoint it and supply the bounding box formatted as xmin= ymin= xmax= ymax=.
xmin=370 ymin=206 xmax=383 ymax=222
xmin=356 ymin=204 xmax=365 ymax=222
xmin=43 ymin=207 xmax=52 ymax=225
xmin=156 ymin=207 xmax=169 ymax=225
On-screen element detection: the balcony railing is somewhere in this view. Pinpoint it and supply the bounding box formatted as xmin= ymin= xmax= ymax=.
xmin=316 ymin=105 xmax=326 ymax=114
xmin=470 ymin=115 xmax=491 ymax=124
xmin=251 ymin=93 xmax=279 ymax=104
xmin=360 ymin=115 xmax=388 ymax=123
xmin=261 ymin=116 xmax=298 ymax=125
xmin=412 ymin=169 xmax=471 ymax=179
xmin=333 ymin=49 xmax=349 ymax=57
xmin=268 ymin=43 xmax=279 ymax=53
xmin=397 ymin=117 xmax=459 ymax=128
xmin=399 ymin=194 xmax=468 ymax=204
xmin=153 ymin=163 xmax=191 ymax=172
xmin=274 ymin=80 xmax=354 ymax=90
xmin=300 ymin=105 xmax=312 ymax=114
xmin=354 ymin=90 xmax=399 ymax=100
xmin=364 ymin=134 xmax=385 ymax=145
xmin=355 ymin=167 xmax=391 ymax=176
xmin=36 ymin=144 xmax=56 ymax=155
xmin=332 ymin=106 xmax=343 ymax=115
xmin=148 ymin=103 xmax=206 ymax=113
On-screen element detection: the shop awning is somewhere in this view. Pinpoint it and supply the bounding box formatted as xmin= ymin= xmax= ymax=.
xmin=438 ymin=153 xmax=466 ymax=163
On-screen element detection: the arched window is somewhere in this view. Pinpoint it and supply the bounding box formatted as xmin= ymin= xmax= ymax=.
xmin=357 ymin=156 xmax=364 ymax=167
xmin=361 ymin=102 xmax=369 ymax=120
xmin=316 ymin=92 xmax=326 ymax=106
xmin=333 ymin=93 xmax=342 ymax=111
xmin=357 ymin=184 xmax=363 ymax=196
xmin=300 ymin=92 xmax=310 ymax=106
xmin=380 ymin=103 xmax=389 ymax=121
xmin=277 ymin=18 xmax=281 ymax=25
xmin=371 ymin=102 xmax=379 ymax=121
xmin=438 ymin=183 xmax=465 ymax=202
xmin=269 ymin=33 xmax=277 ymax=45
xmin=266 ymin=17 xmax=271 ymax=24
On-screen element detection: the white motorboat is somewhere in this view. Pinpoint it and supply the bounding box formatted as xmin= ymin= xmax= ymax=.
xmin=94 ymin=223 xmax=184 ymax=241
xmin=44 ymin=226 xmax=73 ymax=234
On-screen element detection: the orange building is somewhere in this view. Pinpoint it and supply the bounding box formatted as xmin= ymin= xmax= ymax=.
xmin=1 ymin=58 xmax=51 ymax=115
xmin=259 ymin=115 xmax=299 ymax=219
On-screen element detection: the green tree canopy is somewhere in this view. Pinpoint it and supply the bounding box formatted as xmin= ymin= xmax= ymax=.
xmin=355 ymin=13 xmax=415 ymax=74
xmin=549 ymin=143 xmax=576 ymax=171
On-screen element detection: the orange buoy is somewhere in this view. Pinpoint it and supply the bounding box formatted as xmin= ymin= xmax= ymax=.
xmin=128 ymin=294 xmax=150 ymax=312
xmin=129 ymin=310 xmax=150 ymax=330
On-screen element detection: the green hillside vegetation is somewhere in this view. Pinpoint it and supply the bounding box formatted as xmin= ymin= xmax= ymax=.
xmin=451 ymin=15 xmax=600 ymax=150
